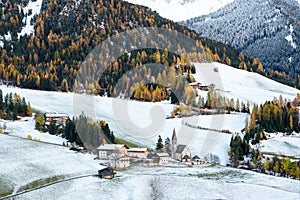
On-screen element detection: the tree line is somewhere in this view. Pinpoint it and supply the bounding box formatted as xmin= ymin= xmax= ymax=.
xmin=262 ymin=156 xmax=300 ymax=180
xmin=250 ymin=95 xmax=299 ymax=134
xmin=0 ymin=89 xmax=32 ymax=120
xmin=229 ymin=95 xmax=300 ymax=180
xmin=172 ymin=90 xmax=250 ymax=117
xmin=35 ymin=112 xmax=115 ymax=149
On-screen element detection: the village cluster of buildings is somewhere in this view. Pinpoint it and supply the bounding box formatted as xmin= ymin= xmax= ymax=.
xmin=97 ymin=129 xmax=205 ymax=170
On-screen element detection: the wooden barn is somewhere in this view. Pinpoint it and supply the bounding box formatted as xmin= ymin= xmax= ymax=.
xmin=98 ymin=167 xmax=114 ymax=179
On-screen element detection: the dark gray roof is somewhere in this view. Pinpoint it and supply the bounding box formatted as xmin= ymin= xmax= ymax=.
xmin=147 ymin=153 xmax=159 ymax=159
xmin=182 ymin=155 xmax=190 ymax=159
xmin=192 ymin=155 xmax=200 ymax=160
xmin=175 ymin=145 xmax=187 ymax=154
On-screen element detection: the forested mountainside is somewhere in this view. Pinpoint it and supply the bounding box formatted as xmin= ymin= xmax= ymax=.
xmin=0 ymin=0 xmax=288 ymax=101
xmin=184 ymin=0 xmax=300 ymax=88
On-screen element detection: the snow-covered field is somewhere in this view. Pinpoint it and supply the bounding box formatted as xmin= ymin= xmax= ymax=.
xmin=185 ymin=113 xmax=248 ymax=133
xmin=124 ymin=0 xmax=234 ymax=21
xmin=13 ymin=165 xmax=300 ymax=199
xmin=194 ymin=62 xmax=300 ymax=105
xmin=0 ymin=134 xmax=103 ymax=195
xmin=1 ymin=133 xmax=300 ymax=200
xmin=1 ymin=62 xmax=300 ymax=164
xmin=1 ymin=116 xmax=67 ymax=145
xmin=261 ymin=135 xmax=300 ymax=158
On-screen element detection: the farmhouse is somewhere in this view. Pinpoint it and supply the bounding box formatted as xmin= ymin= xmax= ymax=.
xmin=156 ymin=153 xmax=170 ymax=165
xmin=146 ymin=154 xmax=160 ymax=166
xmin=108 ymin=153 xmax=130 ymax=169
xmin=171 ymin=129 xmax=192 ymax=162
xmin=127 ymin=147 xmax=148 ymax=158
xmin=44 ymin=112 xmax=68 ymax=126
xmin=97 ymin=144 xmax=128 ymax=159
xmin=146 ymin=153 xmax=170 ymax=166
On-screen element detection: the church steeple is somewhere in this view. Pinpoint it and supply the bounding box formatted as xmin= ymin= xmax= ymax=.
xmin=171 ymin=128 xmax=177 ymax=158
xmin=172 ymin=128 xmax=177 ymax=145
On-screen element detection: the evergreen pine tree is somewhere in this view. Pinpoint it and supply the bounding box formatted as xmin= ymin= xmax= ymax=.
xmin=156 ymin=135 xmax=163 ymax=151
xmin=49 ymin=120 xmax=57 ymax=135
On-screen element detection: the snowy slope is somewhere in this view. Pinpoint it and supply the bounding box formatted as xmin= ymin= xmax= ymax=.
xmin=2 ymin=132 xmax=300 ymax=199
xmin=1 ymin=62 xmax=300 ymax=164
xmin=124 ymin=0 xmax=234 ymax=21
xmin=11 ymin=164 xmax=300 ymax=200
xmin=1 ymin=116 xmax=67 ymax=145
xmin=0 ymin=134 xmax=103 ymax=194
xmin=194 ymin=62 xmax=300 ymax=105
xmin=261 ymin=136 xmax=300 ymax=158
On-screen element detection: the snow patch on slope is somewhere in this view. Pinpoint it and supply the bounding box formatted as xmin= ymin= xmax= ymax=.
xmin=18 ymin=0 xmax=43 ymax=38
xmin=285 ymin=24 xmax=297 ymax=49
xmin=124 ymin=0 xmax=234 ymax=21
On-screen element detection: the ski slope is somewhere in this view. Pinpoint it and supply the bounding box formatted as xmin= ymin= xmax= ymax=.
xmin=1 ymin=62 xmax=300 ymax=164
xmin=124 ymin=0 xmax=234 ymax=21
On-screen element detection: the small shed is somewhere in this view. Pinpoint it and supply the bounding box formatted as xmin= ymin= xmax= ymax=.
xmin=98 ymin=167 xmax=114 ymax=179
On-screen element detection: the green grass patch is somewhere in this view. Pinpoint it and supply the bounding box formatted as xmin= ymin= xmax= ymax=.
xmin=17 ymin=175 xmax=65 ymax=193
xmin=0 ymin=185 xmax=13 ymax=198
xmin=196 ymin=170 xmax=246 ymax=180
xmin=0 ymin=178 xmax=14 ymax=198
xmin=115 ymin=138 xmax=141 ymax=148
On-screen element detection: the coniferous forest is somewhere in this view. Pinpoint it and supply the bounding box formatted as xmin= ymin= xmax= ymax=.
xmin=0 ymin=0 xmax=289 ymax=104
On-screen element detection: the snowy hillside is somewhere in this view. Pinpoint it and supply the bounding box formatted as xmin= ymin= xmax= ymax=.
xmin=0 ymin=134 xmax=103 ymax=196
xmin=194 ymin=62 xmax=300 ymax=105
xmin=1 ymin=62 xmax=300 ymax=165
xmin=124 ymin=0 xmax=234 ymax=21
xmin=1 ymin=134 xmax=300 ymax=199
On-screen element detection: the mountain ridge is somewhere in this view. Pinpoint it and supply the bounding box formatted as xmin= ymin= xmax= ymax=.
xmin=183 ymin=0 xmax=300 ymax=86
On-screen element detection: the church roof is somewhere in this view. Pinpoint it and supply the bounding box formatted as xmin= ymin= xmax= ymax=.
xmin=175 ymin=144 xmax=187 ymax=154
